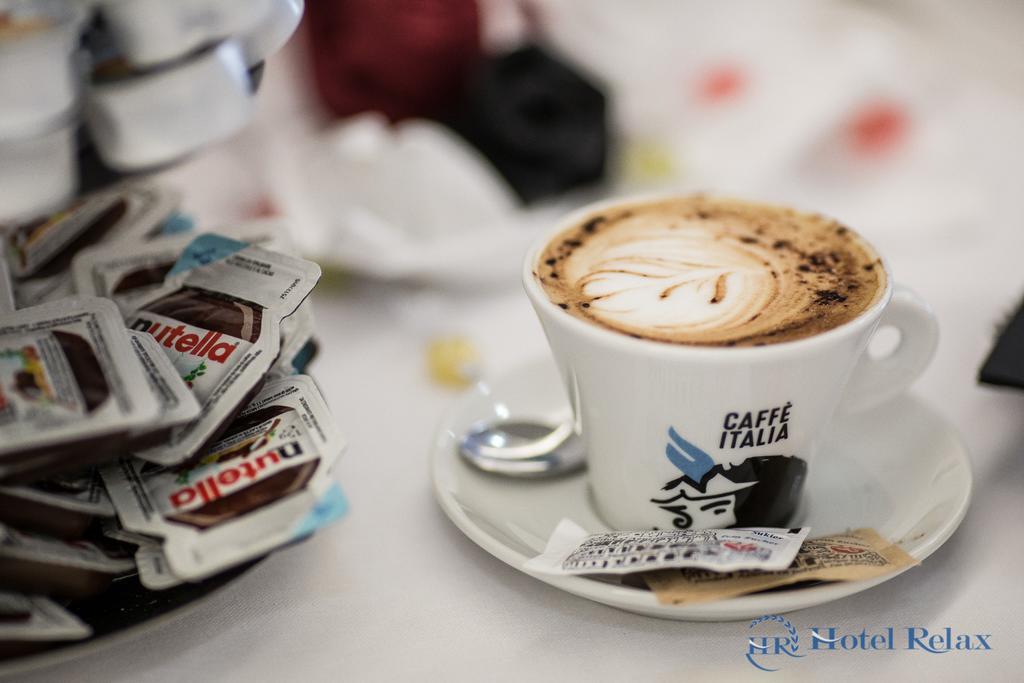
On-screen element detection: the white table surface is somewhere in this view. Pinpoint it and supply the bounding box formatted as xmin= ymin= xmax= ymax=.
xmin=14 ymin=19 xmax=1024 ymax=680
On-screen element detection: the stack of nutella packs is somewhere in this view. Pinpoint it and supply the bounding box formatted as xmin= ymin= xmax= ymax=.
xmin=0 ymin=184 xmax=346 ymax=653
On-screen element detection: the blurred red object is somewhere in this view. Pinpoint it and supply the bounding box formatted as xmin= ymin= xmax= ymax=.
xmin=847 ymin=101 xmax=909 ymax=157
xmin=695 ymin=64 xmax=747 ymax=104
xmin=305 ymin=0 xmax=481 ymax=122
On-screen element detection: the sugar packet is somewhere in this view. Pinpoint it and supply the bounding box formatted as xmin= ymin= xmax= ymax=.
xmin=643 ymin=528 xmax=919 ymax=605
xmin=524 ymin=519 xmax=809 ymax=576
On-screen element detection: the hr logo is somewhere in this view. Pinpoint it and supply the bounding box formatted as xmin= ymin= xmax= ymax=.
xmin=744 ymin=613 xmax=993 ymax=671
xmin=746 ymin=614 xmax=804 ymax=672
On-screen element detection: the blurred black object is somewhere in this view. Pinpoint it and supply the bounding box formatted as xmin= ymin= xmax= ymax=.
xmin=449 ymin=45 xmax=608 ymax=204
xmin=979 ymin=295 xmax=1024 ymax=389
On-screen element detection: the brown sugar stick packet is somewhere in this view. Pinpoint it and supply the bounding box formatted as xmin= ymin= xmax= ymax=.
xmin=643 ymin=528 xmax=919 ymax=606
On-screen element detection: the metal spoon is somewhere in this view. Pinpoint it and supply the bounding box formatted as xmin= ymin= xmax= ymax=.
xmin=458 ymin=420 xmax=586 ymax=477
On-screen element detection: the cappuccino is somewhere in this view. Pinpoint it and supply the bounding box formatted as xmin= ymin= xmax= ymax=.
xmin=536 ymin=196 xmax=885 ymax=347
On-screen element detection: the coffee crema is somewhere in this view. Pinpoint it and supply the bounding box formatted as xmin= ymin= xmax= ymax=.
xmin=535 ymin=196 xmax=886 ymax=347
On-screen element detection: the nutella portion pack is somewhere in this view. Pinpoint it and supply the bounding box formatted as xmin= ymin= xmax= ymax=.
xmin=0 ymin=469 xmax=114 ymax=539
xmin=100 ymin=518 xmax=157 ymax=547
xmin=0 ymin=524 xmax=135 ymax=598
xmin=127 ymin=331 xmax=201 ymax=449
xmin=5 ymin=185 xmax=178 ymax=307
xmin=72 ymin=234 xmax=194 ymax=313
xmin=128 ymin=482 xmax=348 ymax=591
xmin=0 ymin=593 xmax=91 ymax=656
xmin=0 ymin=256 xmax=13 ymax=313
xmin=0 ymin=297 xmax=159 ymax=483
xmin=124 ymin=234 xmax=321 ymax=465
xmin=98 ymin=519 xmax=182 ymax=591
xmin=104 ymin=375 xmax=346 ymax=580
xmin=133 ymin=541 xmax=181 ymax=591
xmin=71 ymin=218 xmax=298 ymax=313
xmin=272 ymin=300 xmax=317 ymax=378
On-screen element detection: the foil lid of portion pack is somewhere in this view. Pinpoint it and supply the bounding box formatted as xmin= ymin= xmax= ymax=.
xmin=71 ymin=219 xmax=298 ymax=314
xmin=271 ymin=300 xmax=316 ymax=378
xmin=111 ymin=484 xmax=347 ymax=592
xmin=0 ymin=468 xmax=113 ymax=539
xmin=0 ymin=256 xmax=13 ymax=314
xmin=0 ymin=524 xmax=135 ymax=575
xmin=104 ymin=374 xmax=346 ymax=581
xmin=124 ymin=235 xmax=321 ymax=465
xmin=0 ymin=297 xmax=159 ymax=482
xmin=5 ymin=184 xmax=178 ymax=307
xmin=100 ymin=518 xmax=157 ymax=547
xmin=127 ymin=331 xmax=200 ymax=439
xmin=133 ymin=540 xmax=182 ymax=591
xmin=0 ymin=469 xmax=114 ymax=518
xmin=0 ymin=593 xmax=91 ymax=643
xmin=72 ymin=234 xmax=191 ymax=313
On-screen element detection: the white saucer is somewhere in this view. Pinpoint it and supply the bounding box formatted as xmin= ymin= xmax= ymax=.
xmin=431 ymin=356 xmax=972 ymax=621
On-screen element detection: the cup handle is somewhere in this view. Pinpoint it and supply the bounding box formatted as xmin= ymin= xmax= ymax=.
xmin=839 ymin=284 xmax=939 ymax=414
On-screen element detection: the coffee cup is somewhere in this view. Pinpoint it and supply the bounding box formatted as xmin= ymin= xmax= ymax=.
xmin=522 ymin=195 xmax=938 ymax=530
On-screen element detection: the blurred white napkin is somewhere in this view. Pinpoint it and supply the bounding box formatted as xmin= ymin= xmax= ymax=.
xmin=269 ymin=113 xmax=539 ymax=284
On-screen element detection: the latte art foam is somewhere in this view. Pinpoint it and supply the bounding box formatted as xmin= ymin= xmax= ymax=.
xmin=536 ymin=197 xmax=886 ymax=346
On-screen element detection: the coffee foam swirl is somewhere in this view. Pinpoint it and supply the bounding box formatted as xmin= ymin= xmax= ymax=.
xmin=536 ymin=197 xmax=885 ymax=347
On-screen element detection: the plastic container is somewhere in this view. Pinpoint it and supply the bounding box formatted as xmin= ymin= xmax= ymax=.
xmin=97 ymin=0 xmax=273 ymax=67
xmin=240 ymin=0 xmax=302 ymax=66
xmin=0 ymin=0 xmax=84 ymax=135
xmin=84 ymin=39 xmax=254 ymax=171
xmin=0 ymin=116 xmax=76 ymax=223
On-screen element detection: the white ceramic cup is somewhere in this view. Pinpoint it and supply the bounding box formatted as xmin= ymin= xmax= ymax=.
xmin=522 ymin=197 xmax=938 ymax=531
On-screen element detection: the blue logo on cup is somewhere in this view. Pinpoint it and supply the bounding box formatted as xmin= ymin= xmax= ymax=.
xmin=650 ymin=422 xmax=808 ymax=530
xmin=664 ymin=426 xmax=716 ymax=481
xmin=651 ymin=428 xmax=755 ymax=528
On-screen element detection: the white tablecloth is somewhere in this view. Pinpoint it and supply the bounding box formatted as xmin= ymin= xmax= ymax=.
xmin=15 ymin=8 xmax=1024 ymax=677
